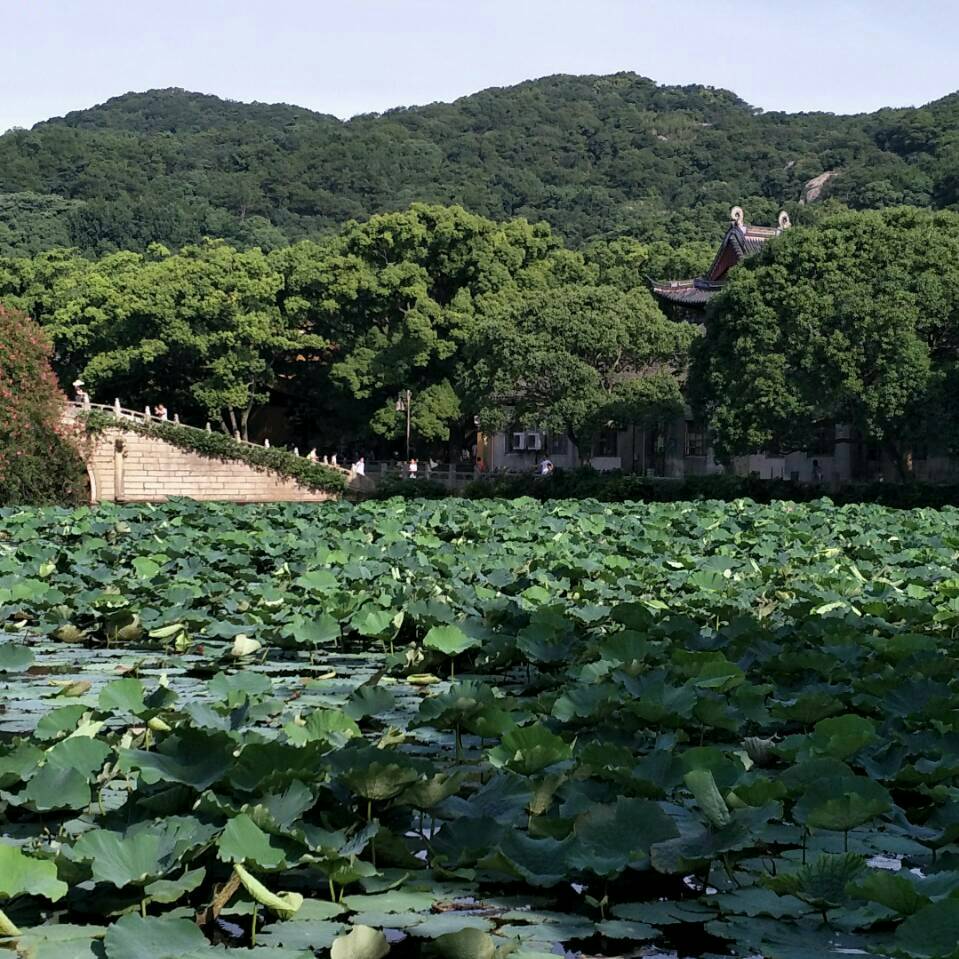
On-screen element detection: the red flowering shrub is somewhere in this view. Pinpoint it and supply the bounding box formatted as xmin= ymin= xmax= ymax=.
xmin=0 ymin=306 xmax=87 ymax=505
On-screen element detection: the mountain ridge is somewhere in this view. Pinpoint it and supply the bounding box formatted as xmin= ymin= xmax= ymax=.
xmin=1 ymin=71 xmax=956 ymax=257
xmin=33 ymin=73 xmax=959 ymax=130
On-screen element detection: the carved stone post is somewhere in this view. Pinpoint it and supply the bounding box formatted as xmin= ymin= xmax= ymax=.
xmin=114 ymin=438 xmax=126 ymax=502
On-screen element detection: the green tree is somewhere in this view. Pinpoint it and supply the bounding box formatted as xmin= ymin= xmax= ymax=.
xmin=273 ymin=204 xmax=558 ymax=450
xmin=691 ymin=207 xmax=959 ymax=476
xmin=20 ymin=241 xmax=327 ymax=437
xmin=470 ymin=283 xmax=697 ymax=455
xmin=1 ymin=78 xmax=957 ymax=257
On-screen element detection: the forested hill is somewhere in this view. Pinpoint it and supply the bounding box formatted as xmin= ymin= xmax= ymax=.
xmin=1 ymin=72 xmax=957 ymax=256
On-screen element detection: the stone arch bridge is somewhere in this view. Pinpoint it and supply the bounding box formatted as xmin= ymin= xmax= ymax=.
xmin=64 ymin=402 xmax=357 ymax=504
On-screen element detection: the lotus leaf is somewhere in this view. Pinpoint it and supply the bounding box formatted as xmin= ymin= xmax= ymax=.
xmin=848 ymin=869 xmax=928 ymax=917
xmin=808 ymin=714 xmax=876 ymax=760
xmin=102 ymin=913 xmax=209 ymax=959
xmin=0 ymin=845 xmax=67 ymax=902
xmin=0 ymin=642 xmax=33 ymax=672
xmin=234 ymin=863 xmax=304 ymax=917
xmin=764 ymin=853 xmax=867 ymax=909
xmin=424 ymin=927 xmax=495 ymax=959
xmin=567 ymin=797 xmax=678 ymax=875
xmin=330 ymin=925 xmax=390 ymax=959
xmin=684 ymin=768 xmax=732 ymax=828
xmin=893 ymin=898 xmax=959 ymax=958
xmin=98 ymin=678 xmax=146 ymax=714
xmin=423 ymin=625 xmax=480 ymax=657
xmin=5 ymin=497 xmax=959 ymax=955
xmin=793 ymin=775 xmax=892 ymax=832
xmin=219 ymin=814 xmax=292 ymax=869
xmin=487 ymin=724 xmax=571 ymax=774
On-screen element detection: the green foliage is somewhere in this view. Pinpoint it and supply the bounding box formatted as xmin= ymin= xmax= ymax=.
xmin=423 ymin=625 xmax=479 ymax=657
xmin=692 ymin=207 xmax=959 ymax=472
xmin=81 ymin=410 xmax=346 ymax=493
xmin=102 ymin=913 xmax=210 ymax=959
xmin=3 ymin=495 xmax=959 ymax=955
xmin=0 ymin=192 xmax=79 ymax=256
xmin=274 ymin=204 xmax=557 ymax=446
xmin=367 ymin=476 xmax=449 ymax=500
xmin=460 ymin=468 xmax=959 ymax=509
xmin=894 ymin=900 xmax=959 ymax=958
xmin=0 ymin=845 xmax=68 ymax=901
xmin=0 ymin=306 xmax=87 ymax=505
xmin=1 ymin=78 xmax=957 ymax=255
xmin=3 ymin=241 xmax=329 ymax=434
xmin=0 ymin=204 xmax=699 ymax=453
xmin=331 ymin=925 xmax=390 ymax=959
xmin=764 ymin=853 xmax=867 ymax=911
xmin=469 ymin=282 xmax=694 ymax=446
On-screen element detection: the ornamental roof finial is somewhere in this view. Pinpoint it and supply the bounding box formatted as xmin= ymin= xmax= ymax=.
xmin=730 ymin=206 xmax=744 ymax=228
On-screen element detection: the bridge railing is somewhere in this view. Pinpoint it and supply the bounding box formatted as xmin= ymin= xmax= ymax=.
xmin=66 ymin=399 xmax=353 ymax=477
xmin=365 ymin=460 xmax=493 ymax=488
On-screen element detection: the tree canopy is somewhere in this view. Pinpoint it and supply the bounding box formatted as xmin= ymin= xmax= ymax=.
xmin=0 ymin=242 xmax=328 ymax=438
xmin=0 ymin=75 xmax=957 ymax=256
xmin=469 ymin=283 xmax=696 ymax=449
xmin=0 ymin=204 xmax=703 ymax=454
xmin=273 ymin=205 xmax=559 ymax=448
xmin=691 ymin=207 xmax=959 ymax=474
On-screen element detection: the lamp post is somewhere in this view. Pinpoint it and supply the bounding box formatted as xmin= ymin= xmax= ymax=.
xmin=396 ymin=390 xmax=412 ymax=461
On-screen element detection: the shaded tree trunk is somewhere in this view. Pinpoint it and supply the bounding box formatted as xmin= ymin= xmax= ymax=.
xmin=884 ymin=438 xmax=913 ymax=482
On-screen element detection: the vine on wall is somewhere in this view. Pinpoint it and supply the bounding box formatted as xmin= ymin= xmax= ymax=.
xmin=81 ymin=411 xmax=347 ymax=494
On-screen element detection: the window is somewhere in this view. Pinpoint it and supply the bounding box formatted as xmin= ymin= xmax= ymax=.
xmin=812 ymin=424 xmax=835 ymax=456
xmin=685 ymin=421 xmax=707 ymax=457
xmin=592 ymin=429 xmax=618 ymax=458
xmin=550 ymin=433 xmax=569 ymax=456
xmin=509 ymin=426 xmax=525 ymax=451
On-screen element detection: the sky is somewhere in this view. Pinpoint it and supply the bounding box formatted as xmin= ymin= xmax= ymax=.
xmin=2 ymin=0 xmax=957 ymax=133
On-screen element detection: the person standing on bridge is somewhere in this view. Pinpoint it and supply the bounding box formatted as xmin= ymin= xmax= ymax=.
xmin=72 ymin=380 xmax=89 ymax=404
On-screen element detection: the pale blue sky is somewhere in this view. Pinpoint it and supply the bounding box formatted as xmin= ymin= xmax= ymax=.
xmin=3 ymin=0 xmax=956 ymax=132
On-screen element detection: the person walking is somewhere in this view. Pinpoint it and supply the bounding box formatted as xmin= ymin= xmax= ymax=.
xmin=408 ymin=458 xmax=419 ymax=479
xmin=538 ymin=456 xmax=554 ymax=477
xmin=354 ymin=456 xmax=366 ymax=476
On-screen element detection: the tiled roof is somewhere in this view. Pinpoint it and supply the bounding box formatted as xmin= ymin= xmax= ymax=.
xmin=650 ymin=208 xmax=789 ymax=309
xmin=648 ymin=277 xmax=722 ymax=305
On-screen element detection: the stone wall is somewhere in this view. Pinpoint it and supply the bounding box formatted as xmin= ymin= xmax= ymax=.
xmin=86 ymin=426 xmax=336 ymax=504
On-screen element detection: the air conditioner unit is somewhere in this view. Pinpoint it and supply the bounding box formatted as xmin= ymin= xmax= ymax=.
xmin=526 ymin=432 xmax=544 ymax=451
xmin=511 ymin=432 xmax=526 ymax=451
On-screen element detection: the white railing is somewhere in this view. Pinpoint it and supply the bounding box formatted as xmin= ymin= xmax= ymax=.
xmin=365 ymin=460 xmax=489 ymax=488
xmin=66 ymin=399 xmax=353 ymax=476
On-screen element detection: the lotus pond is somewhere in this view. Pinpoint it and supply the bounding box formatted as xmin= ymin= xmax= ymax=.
xmin=3 ymin=496 xmax=959 ymax=959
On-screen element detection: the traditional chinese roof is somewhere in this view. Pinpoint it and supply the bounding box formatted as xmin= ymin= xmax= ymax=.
xmin=650 ymin=207 xmax=790 ymax=308
xmin=646 ymin=277 xmax=723 ymax=305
